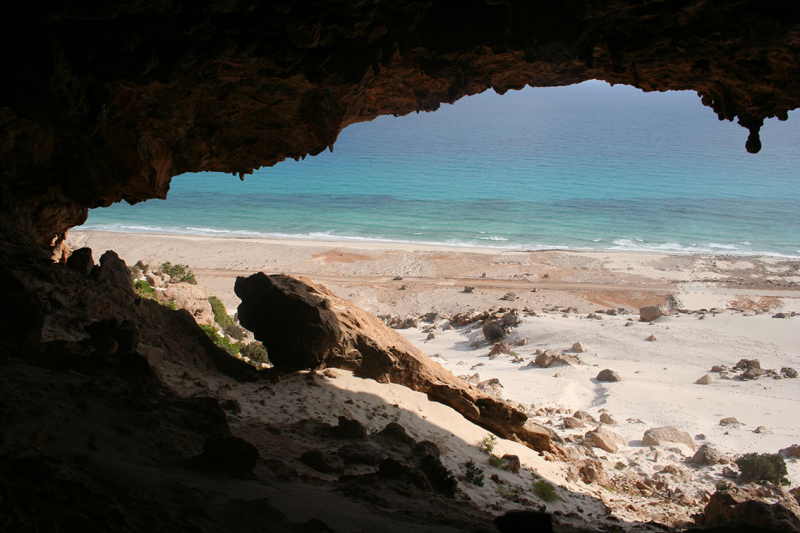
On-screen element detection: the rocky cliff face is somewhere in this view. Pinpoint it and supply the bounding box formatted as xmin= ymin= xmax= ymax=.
xmin=2 ymin=1 xmax=800 ymax=251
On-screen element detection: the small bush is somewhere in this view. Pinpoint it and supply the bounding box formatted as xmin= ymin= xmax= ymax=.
xmin=133 ymin=279 xmax=157 ymax=299
xmin=480 ymin=434 xmax=497 ymax=454
xmin=488 ymin=454 xmax=505 ymax=468
xmin=420 ymin=455 xmax=458 ymax=498
xmin=163 ymin=300 xmax=177 ymax=311
xmin=464 ymin=460 xmax=484 ymax=486
xmin=736 ymin=453 xmax=789 ymax=485
xmin=532 ymin=479 xmax=560 ymax=502
xmin=159 ymin=261 xmax=197 ymax=284
xmin=200 ymin=324 xmax=240 ymax=356
xmin=240 ymin=342 xmax=269 ymax=364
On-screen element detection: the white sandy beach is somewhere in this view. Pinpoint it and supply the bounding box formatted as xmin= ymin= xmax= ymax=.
xmin=68 ymin=229 xmax=800 ymax=528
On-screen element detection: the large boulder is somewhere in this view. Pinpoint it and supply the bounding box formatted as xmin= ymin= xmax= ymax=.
xmin=483 ymin=320 xmax=507 ymax=343
xmin=235 ymin=273 xmax=562 ymax=456
xmin=642 ymin=426 xmax=696 ymax=450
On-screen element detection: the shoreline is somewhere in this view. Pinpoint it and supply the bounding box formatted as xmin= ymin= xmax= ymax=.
xmin=74 ymin=226 xmax=800 ymax=260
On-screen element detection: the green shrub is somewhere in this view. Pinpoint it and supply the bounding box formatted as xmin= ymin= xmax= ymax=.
xmin=480 ymin=434 xmax=497 ymax=454
xmin=200 ymin=324 xmax=240 ymax=356
xmin=224 ymin=323 xmax=246 ymax=341
xmin=163 ymin=300 xmax=177 ymax=311
xmin=130 ymin=265 xmax=142 ymax=278
xmin=208 ymin=296 xmax=246 ymax=340
xmin=464 ymin=460 xmax=484 ymax=486
xmin=420 ymin=455 xmax=458 ymax=498
xmin=488 ymin=454 xmax=505 ymax=468
xmin=735 ymin=453 xmax=789 ymax=485
xmin=133 ymin=279 xmax=157 ymax=299
xmin=159 ymin=261 xmax=197 ymax=284
xmin=532 ymin=479 xmax=560 ymax=502
xmin=240 ymin=342 xmax=269 ymax=364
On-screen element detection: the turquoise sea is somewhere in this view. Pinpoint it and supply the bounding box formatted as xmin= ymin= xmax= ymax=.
xmin=82 ymin=81 xmax=800 ymax=257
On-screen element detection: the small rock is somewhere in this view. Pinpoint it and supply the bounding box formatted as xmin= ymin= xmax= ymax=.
xmin=639 ymin=305 xmax=668 ymax=322
xmin=501 ymin=292 xmax=518 ymax=301
xmin=721 ymin=466 xmax=738 ymax=479
xmin=477 ymin=378 xmax=503 ymax=399
xmin=586 ymin=427 xmax=626 ymax=454
xmin=572 ymin=341 xmax=589 ymax=352
xmin=695 ymin=374 xmax=716 ymax=385
xmin=515 ymin=339 xmax=528 ymax=347
xmin=501 ymin=454 xmax=521 ymax=474
xmin=642 ymin=426 xmax=696 ymax=450
xmin=443 ymin=324 xmax=454 ymax=331
xmin=753 ymin=426 xmax=771 ymax=434
xmin=459 ymin=373 xmax=481 ymax=385
xmin=564 ymin=417 xmax=585 ymax=429
xmin=645 ymin=334 xmax=658 ymax=342
xmin=599 ymin=413 xmax=617 ymax=425
xmin=573 ymin=410 xmax=598 ymax=423
xmin=483 ymin=320 xmax=507 ymax=343
xmin=733 ymin=359 xmax=760 ymax=370
xmin=489 ymin=342 xmax=513 ymax=357
xmin=596 ymin=369 xmax=621 ymax=382
xmin=741 ymin=367 xmax=765 ymax=380
xmin=687 ymin=444 xmax=732 ymax=466
xmin=426 ymin=332 xmax=436 ymax=340
xmin=781 ymin=367 xmax=798 ymax=379
xmin=719 ymin=417 xmax=742 ymax=427
xmin=780 ymin=444 xmax=800 ymax=458
xmin=710 ymin=365 xmax=727 ymax=372
xmin=463 ymin=286 xmax=475 ymax=294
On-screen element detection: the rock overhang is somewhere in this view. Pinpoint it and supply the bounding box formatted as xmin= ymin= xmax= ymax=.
xmin=2 ymin=1 xmax=800 ymax=251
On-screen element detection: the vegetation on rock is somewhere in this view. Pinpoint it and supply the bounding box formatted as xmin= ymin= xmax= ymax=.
xmin=464 ymin=460 xmax=484 ymax=486
xmin=200 ymin=324 xmax=240 ymax=356
xmin=532 ymin=479 xmax=560 ymax=502
xmin=159 ymin=262 xmax=197 ymax=284
xmin=240 ymin=342 xmax=269 ymax=365
xmin=209 ymin=296 xmax=246 ymax=340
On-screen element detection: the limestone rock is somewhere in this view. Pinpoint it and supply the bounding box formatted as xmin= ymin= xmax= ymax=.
xmin=573 ymin=411 xmax=597 ymax=423
xmin=642 ymin=426 xmax=696 ymax=450
xmin=571 ymin=341 xmax=588 ymax=352
xmin=754 ymin=426 xmax=771 ymax=434
xmin=501 ymin=454 xmax=521 ymax=474
xmin=93 ymin=251 xmax=134 ymax=294
xmin=563 ymin=417 xmax=585 ymax=429
xmin=695 ymin=374 xmax=716 ymax=385
xmin=719 ymin=417 xmax=742 ymax=427
xmin=734 ymin=358 xmax=761 ymax=370
xmin=586 ymin=427 xmax=626 ymax=454
xmin=742 ymin=367 xmax=766 ymax=380
xmin=577 ymin=459 xmax=610 ymax=486
xmin=458 ymin=373 xmax=481 ymax=385
xmin=235 ymin=274 xmax=561 ymax=455
xmin=599 ymin=413 xmax=617 ymax=425
xmin=781 ymin=367 xmax=798 ymax=379
xmin=781 ymin=444 xmax=800 ymax=458
xmin=488 ymin=342 xmax=513 ymax=358
xmin=535 ymin=349 xmax=581 ymax=368
xmin=645 ymin=334 xmax=658 ymax=342
xmin=476 ymin=378 xmax=503 ymax=399
xmin=596 ymin=369 xmax=621 ymax=382
xmin=426 ymin=332 xmax=436 ymax=340
xmin=639 ymin=305 xmax=668 ymax=322
xmin=687 ymin=444 xmax=732 ymax=466
xmin=164 ymin=283 xmax=215 ymax=326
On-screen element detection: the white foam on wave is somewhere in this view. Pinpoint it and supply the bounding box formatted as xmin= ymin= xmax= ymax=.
xmin=478 ymin=235 xmax=509 ymax=241
xmin=608 ymin=237 xmax=799 ymax=258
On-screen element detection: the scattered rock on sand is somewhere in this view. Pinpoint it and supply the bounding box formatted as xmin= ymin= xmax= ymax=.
xmin=639 ymin=305 xmax=668 ymax=322
xmin=586 ymin=427 xmax=626 ymax=453
xmin=780 ymin=444 xmax=800 ymax=458
xmin=642 ymin=426 xmax=696 ymax=450
xmin=695 ymin=374 xmax=716 ymax=385
xmin=599 ymin=413 xmax=617 ymax=425
xmin=501 ymin=292 xmax=517 ymax=301
xmin=571 ymin=341 xmax=588 ymax=352
xmin=734 ymin=358 xmax=760 ymax=370
xmin=489 ymin=342 xmax=513 ymax=358
xmin=695 ymin=489 xmax=800 ymax=533
xmin=426 ymin=332 xmax=436 ymax=340
xmin=645 ymin=334 xmax=658 ymax=342
xmin=476 ymin=378 xmax=503 ymax=399
xmin=463 ymin=286 xmax=475 ymax=293
xmin=573 ymin=410 xmax=598 ymax=423
xmin=719 ymin=417 xmax=742 ymax=427
xmin=782 ymin=367 xmax=798 ymax=379
xmin=687 ymin=444 xmax=732 ymax=466
xmin=596 ymin=369 xmax=621 ymax=382
xmin=458 ymin=373 xmax=481 ymax=385
xmin=564 ymin=417 xmax=585 ymax=429
xmin=753 ymin=426 xmax=771 ymax=434
xmin=577 ymin=459 xmax=610 ymax=485
xmin=501 ymin=454 xmax=521 ymax=474
xmin=535 ymin=349 xmax=581 ymax=368
xmin=515 ymin=339 xmax=527 ymax=347
xmin=741 ymin=367 xmax=766 ymax=380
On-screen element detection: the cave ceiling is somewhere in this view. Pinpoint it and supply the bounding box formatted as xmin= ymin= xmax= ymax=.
xmin=2 ymin=0 xmax=799 ymax=249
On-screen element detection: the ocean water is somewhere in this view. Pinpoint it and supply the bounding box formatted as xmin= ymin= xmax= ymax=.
xmin=82 ymin=81 xmax=800 ymax=257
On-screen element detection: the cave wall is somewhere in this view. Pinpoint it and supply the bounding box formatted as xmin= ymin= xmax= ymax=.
xmin=2 ymin=0 xmax=799 ymax=251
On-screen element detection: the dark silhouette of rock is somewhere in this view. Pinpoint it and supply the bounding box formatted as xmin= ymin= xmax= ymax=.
xmin=483 ymin=320 xmax=507 ymax=343
xmin=694 ymin=490 xmax=800 ymax=533
xmin=235 ymin=273 xmax=561 ymax=455
xmin=199 ymin=436 xmax=259 ymax=477
xmin=66 ymin=247 xmax=94 ymax=276
xmin=92 ymin=251 xmax=134 ymax=294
